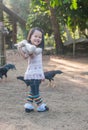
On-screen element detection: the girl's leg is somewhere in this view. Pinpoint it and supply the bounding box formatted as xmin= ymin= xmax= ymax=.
xmin=24 ymin=81 xmax=34 ymax=112
xmin=24 ymin=93 xmax=34 ymax=112
xmin=31 ymin=79 xmax=49 ymax=112
xmin=30 ymin=79 xmax=42 ymax=105
xmin=27 ymin=92 xmax=33 ymax=103
xmin=24 ymin=79 xmax=49 ymax=112
xmin=24 ymin=79 xmax=41 ymax=112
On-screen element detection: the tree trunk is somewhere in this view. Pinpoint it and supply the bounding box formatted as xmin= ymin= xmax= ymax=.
xmin=12 ymin=20 xmax=17 ymax=44
xmin=44 ymin=0 xmax=64 ymax=54
xmin=49 ymin=7 xmax=64 ymax=54
xmin=0 ymin=0 xmax=6 ymax=66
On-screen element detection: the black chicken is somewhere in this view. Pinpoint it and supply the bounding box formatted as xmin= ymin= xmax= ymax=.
xmin=44 ymin=70 xmax=63 ymax=82
xmin=17 ymin=76 xmax=30 ymax=86
xmin=0 ymin=63 xmax=16 ymax=79
xmin=17 ymin=70 xmax=63 ymax=87
xmin=44 ymin=70 xmax=63 ymax=87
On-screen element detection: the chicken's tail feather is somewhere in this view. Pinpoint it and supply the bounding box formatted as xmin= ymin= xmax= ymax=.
xmin=55 ymin=70 xmax=63 ymax=74
xmin=17 ymin=76 xmax=24 ymax=81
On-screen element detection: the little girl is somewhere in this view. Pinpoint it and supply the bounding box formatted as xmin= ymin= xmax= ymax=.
xmin=19 ymin=27 xmax=49 ymax=112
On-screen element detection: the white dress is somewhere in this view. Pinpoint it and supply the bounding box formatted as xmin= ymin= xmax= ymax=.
xmin=24 ymin=53 xmax=45 ymax=80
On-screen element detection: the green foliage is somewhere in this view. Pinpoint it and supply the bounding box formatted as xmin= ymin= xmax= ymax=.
xmin=26 ymin=12 xmax=52 ymax=35
xmin=27 ymin=0 xmax=88 ymax=46
xmin=55 ymin=0 xmax=88 ymax=38
xmin=67 ymin=0 xmax=88 ymax=34
xmin=26 ymin=0 xmax=52 ymax=35
xmin=41 ymin=0 xmax=78 ymax=10
xmin=50 ymin=0 xmax=60 ymax=7
xmin=70 ymin=0 xmax=77 ymax=10
xmin=45 ymin=33 xmax=55 ymax=47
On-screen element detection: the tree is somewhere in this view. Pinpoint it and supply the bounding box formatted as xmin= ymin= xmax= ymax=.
xmin=48 ymin=4 xmax=64 ymax=54
xmin=0 ymin=0 xmax=6 ymax=66
xmin=42 ymin=0 xmax=78 ymax=54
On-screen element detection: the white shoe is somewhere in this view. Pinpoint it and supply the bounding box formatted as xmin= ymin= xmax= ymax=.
xmin=37 ymin=103 xmax=49 ymax=112
xmin=24 ymin=103 xmax=34 ymax=113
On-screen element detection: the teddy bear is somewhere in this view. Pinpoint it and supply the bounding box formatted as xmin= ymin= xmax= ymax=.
xmin=14 ymin=40 xmax=42 ymax=55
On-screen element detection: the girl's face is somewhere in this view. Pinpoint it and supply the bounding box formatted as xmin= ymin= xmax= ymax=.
xmin=30 ymin=30 xmax=42 ymax=46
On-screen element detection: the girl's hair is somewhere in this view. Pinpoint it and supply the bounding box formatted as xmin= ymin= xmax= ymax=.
xmin=27 ymin=27 xmax=44 ymax=49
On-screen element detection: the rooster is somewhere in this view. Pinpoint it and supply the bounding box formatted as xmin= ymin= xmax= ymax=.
xmin=44 ymin=70 xmax=63 ymax=87
xmin=17 ymin=70 xmax=63 ymax=87
xmin=0 ymin=63 xmax=16 ymax=79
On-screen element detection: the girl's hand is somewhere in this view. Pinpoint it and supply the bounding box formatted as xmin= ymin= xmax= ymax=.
xmin=25 ymin=53 xmax=35 ymax=59
xmin=29 ymin=53 xmax=35 ymax=58
xmin=18 ymin=47 xmax=29 ymax=59
xmin=24 ymin=53 xmax=29 ymax=59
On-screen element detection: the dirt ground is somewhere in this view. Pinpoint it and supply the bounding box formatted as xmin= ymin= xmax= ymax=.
xmin=0 ymin=50 xmax=88 ymax=130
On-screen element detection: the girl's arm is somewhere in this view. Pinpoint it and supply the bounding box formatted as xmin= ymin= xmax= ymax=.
xmin=18 ymin=47 xmax=35 ymax=59
xmin=18 ymin=47 xmax=29 ymax=59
